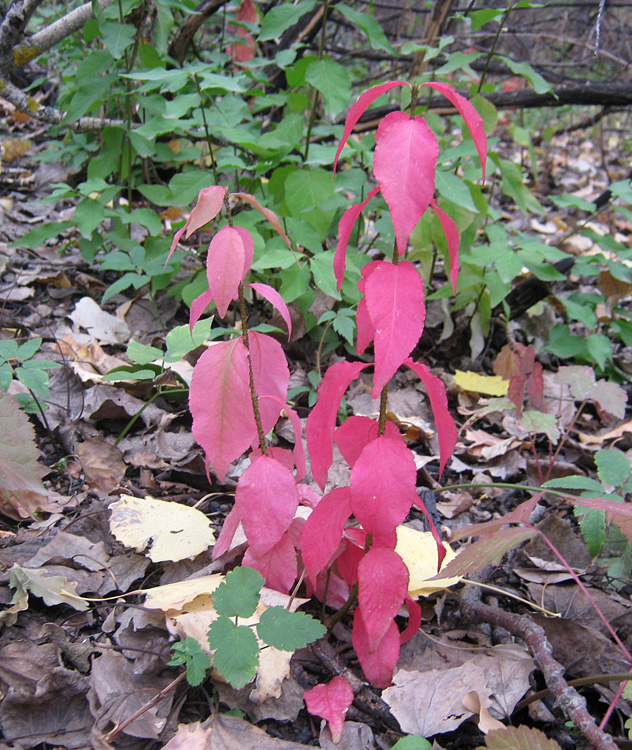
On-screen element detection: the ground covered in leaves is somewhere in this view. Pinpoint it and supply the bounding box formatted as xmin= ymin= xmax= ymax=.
xmin=1 ymin=102 xmax=632 ymax=750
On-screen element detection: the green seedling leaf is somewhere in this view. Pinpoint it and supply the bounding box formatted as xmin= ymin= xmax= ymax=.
xmin=207 ymin=616 xmax=259 ymax=689
xmin=164 ymin=319 xmax=214 ymax=363
xmin=213 ymin=566 xmax=264 ymax=618
xmin=128 ymin=339 xmax=164 ymax=365
xmin=520 ymin=411 xmax=560 ymax=442
xmin=16 ymin=338 xmax=42 ymax=361
xmin=595 ymin=449 xmax=632 ymax=488
xmin=256 ymin=606 xmax=326 ymax=650
xmin=543 ymin=476 xmax=604 ymax=493
xmin=99 ymin=21 xmax=136 ymax=59
xmin=170 ymin=637 xmax=211 ymax=686
xmin=305 ymin=58 xmax=351 ymax=117
xmin=336 ymin=4 xmax=395 ymax=53
xmin=574 ymin=506 xmax=606 ymax=558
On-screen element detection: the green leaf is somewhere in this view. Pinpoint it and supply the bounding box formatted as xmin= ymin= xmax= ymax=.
xmin=468 ymin=7 xmax=504 ymax=29
xmin=305 ymin=58 xmax=351 ymax=117
xmin=256 ymin=607 xmax=326 ymax=651
xmin=259 ymin=0 xmax=317 ymax=41
xmin=0 ymin=340 xmax=18 ymax=361
xmin=585 ymin=333 xmax=612 ymax=370
xmin=207 ymin=617 xmax=259 ymax=689
xmin=128 ymin=339 xmax=163 ymax=365
xmin=391 ymin=737 xmax=432 ymax=750
xmin=164 ymin=319 xmax=214 ymax=363
xmin=575 ymin=506 xmax=606 ymax=558
xmin=520 ymin=411 xmax=560 ymax=442
xmin=99 ymin=21 xmax=136 ymax=59
xmin=595 ymin=449 xmax=632 ymax=488
xmin=213 ymin=566 xmax=264 ymax=618
xmin=170 ymin=637 xmax=211 ymax=687
xmin=16 ymin=338 xmax=42 ymax=362
xmin=544 ymin=476 xmax=604 ymax=492
xmin=336 ymin=4 xmax=395 ymax=53
xmin=16 ymin=366 xmax=49 ymax=397
xmin=503 ymin=58 xmax=552 ymax=94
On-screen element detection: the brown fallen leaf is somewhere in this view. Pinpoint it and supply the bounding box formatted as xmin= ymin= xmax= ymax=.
xmin=477 ymin=725 xmax=562 ymax=750
xmin=76 ymin=437 xmax=127 ymax=492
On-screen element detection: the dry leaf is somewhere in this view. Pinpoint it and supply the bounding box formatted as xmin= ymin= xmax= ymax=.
xmin=462 ymin=690 xmax=505 ymax=734
xmin=395 ymin=526 xmax=460 ymax=596
xmin=109 ymin=495 xmax=215 ymax=562
xmin=69 ymin=297 xmax=130 ymax=345
xmin=478 ymin=725 xmax=562 ymax=750
xmin=454 ymin=370 xmax=509 ymax=397
xmin=76 ymin=437 xmax=127 ymax=492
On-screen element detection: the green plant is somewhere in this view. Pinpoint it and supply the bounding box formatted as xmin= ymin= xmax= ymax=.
xmin=0 ymin=338 xmax=60 ymax=414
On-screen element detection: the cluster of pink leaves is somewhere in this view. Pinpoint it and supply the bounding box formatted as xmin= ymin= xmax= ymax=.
xmin=176 ymin=80 xmax=487 ymax=713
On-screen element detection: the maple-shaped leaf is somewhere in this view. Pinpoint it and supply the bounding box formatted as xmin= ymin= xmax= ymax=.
xmin=399 ymin=595 xmax=422 ymax=644
xmin=334 ymin=185 xmax=381 ymax=290
xmin=306 ymin=361 xmax=369 ymax=489
xmin=335 ymin=415 xmax=400 ymax=468
xmin=404 ymin=359 xmax=457 ymax=476
xmin=333 ymin=80 xmax=410 ymax=174
xmin=248 ymin=282 xmax=292 ymax=338
xmin=301 ymin=487 xmax=352 ymax=587
xmin=480 ymin=725 xmax=562 ymax=750
xmin=304 ymin=676 xmax=354 ymax=743
xmin=257 ymin=607 xmax=326 ymax=651
xmin=352 ymin=608 xmax=400 ymax=688
xmin=363 ymin=260 xmax=426 ymax=396
xmin=206 ymin=226 xmax=251 ymax=318
xmin=373 ymin=112 xmax=439 ymax=255
xmin=430 ymin=199 xmax=460 ymax=294
xmin=242 ymin=532 xmax=298 ymax=593
xmin=236 ymin=455 xmax=299 ymax=556
xmin=213 ymin=566 xmax=264 ymax=618
xmin=358 ymin=548 xmax=409 ymax=652
xmin=232 ymin=192 xmax=292 ymax=250
xmin=419 ymin=81 xmax=487 ymax=182
xmin=350 ymin=435 xmax=417 ymax=536
xmin=248 ymin=331 xmax=289 ymax=436
xmin=207 ymin=616 xmax=259 ymax=689
xmin=190 ymin=338 xmax=256 ymax=481
xmin=168 ymin=185 xmax=227 ymax=259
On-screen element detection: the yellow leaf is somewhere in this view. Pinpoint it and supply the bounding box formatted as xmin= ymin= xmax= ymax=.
xmin=109 ymin=495 xmax=215 ymax=563
xmin=454 ymin=370 xmax=509 ymax=396
xmin=395 ymin=526 xmax=461 ymax=596
xmin=143 ymin=574 xmax=224 ymax=612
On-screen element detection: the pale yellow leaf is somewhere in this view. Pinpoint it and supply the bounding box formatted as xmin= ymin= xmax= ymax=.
xmin=143 ymin=574 xmax=224 ymax=612
xmin=395 ymin=526 xmax=461 ymax=596
xmin=454 ymin=370 xmax=509 ymax=397
xmin=109 ymin=495 xmax=215 ymax=562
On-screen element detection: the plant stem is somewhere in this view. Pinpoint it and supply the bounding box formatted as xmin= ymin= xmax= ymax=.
xmin=238 ymin=284 xmax=267 ymax=454
xmin=477 ymin=4 xmax=513 ymax=93
xmin=303 ymin=0 xmax=329 ymax=161
xmin=327 ymin=582 xmax=358 ymax=629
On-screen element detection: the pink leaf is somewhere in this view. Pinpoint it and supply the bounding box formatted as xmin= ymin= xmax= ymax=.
xmin=420 ymin=81 xmax=487 ymax=182
xmin=334 ymin=81 xmax=410 ymax=174
xmin=335 ymin=536 xmax=364 ymax=586
xmin=304 ymin=676 xmax=354 ymax=743
xmin=300 ymin=487 xmax=352 ymax=588
xmin=350 ymin=435 xmax=417 ymax=536
xmin=405 ymin=359 xmax=457 ymax=476
xmin=334 ymin=185 xmax=380 ymax=290
xmin=228 ymin=0 xmax=257 ymax=63
xmin=206 ymin=226 xmax=246 ymax=318
xmin=355 ymin=296 xmax=374 ymax=356
xmin=373 ymin=112 xmax=438 ymax=255
xmin=243 ymin=532 xmax=297 ymax=593
xmin=259 ymin=396 xmax=306 ymax=480
xmin=248 ymin=283 xmax=292 ymax=339
xmin=364 ymin=260 xmax=426 ymax=396
xmin=236 ymin=455 xmax=299 ymax=556
xmin=335 ymin=416 xmax=400 ymax=468
xmin=248 ymin=331 xmax=289 ymax=436
xmin=357 ymin=548 xmax=409 ymax=652
xmin=430 ymin=199 xmax=460 ymax=294
xmin=212 ymin=505 xmax=242 ymax=560
xmin=400 ymin=596 xmax=422 ymax=644
xmin=232 ymin=192 xmax=292 ymax=250
xmin=190 ymin=339 xmax=256 ymax=481
xmin=298 ymin=484 xmax=321 ymax=510
xmin=352 ymin=609 xmax=400 ymax=688
xmin=306 ymin=361 xmax=369 ymax=489
xmin=189 ymin=289 xmax=215 ymax=331
xmin=233 ymin=226 xmax=255 ymax=276
xmin=168 ymin=186 xmax=227 ymax=260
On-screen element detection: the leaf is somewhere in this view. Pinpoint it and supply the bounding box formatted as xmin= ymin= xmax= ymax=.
xmin=358 ymin=549 xmax=409 ymax=652
xmin=249 ymin=282 xmax=292 ymax=338
xmin=392 ymin=737 xmax=432 ymax=750
xmin=431 ymin=199 xmax=460 ymax=293
xmin=190 ymin=338 xmax=256 ymax=481
xmin=335 ymin=415 xmax=400 ymax=469
xmin=143 ymin=574 xmax=224 ymax=612
xmin=419 ymin=81 xmax=487 ymax=181
xmin=213 ymin=566 xmax=264 ymax=618
xmin=109 ymin=495 xmax=215 ymax=562
xmin=232 ymin=192 xmax=293 ymax=250
xmin=305 ymin=58 xmax=351 ymax=116
xmin=304 ymin=676 xmax=354 ymax=743
xmin=334 ymin=185 xmax=381 ymax=290
xmin=306 ymin=361 xmax=369 ymax=489
xmin=479 ymin=725 xmax=562 ymax=750
xmin=242 ymin=533 xmax=298 ymax=594
xmin=207 ymin=616 xmax=259 ymax=689
xmin=350 ymin=436 xmax=417 ymax=536
xmin=373 ymin=112 xmax=439 ymax=255
xmin=589 ymin=380 xmax=627 ymax=419
xmin=352 ymin=609 xmax=400 ymax=688
xmin=168 ymin=185 xmax=226 ymax=259
xmin=364 ymin=261 xmax=426 ymax=396
xmin=399 ymin=595 xmax=422 ymax=644
xmin=404 ymin=360 xmax=457 ymax=476
xmin=454 ymin=370 xmax=509 ymax=397
xmin=236 ymin=455 xmax=299 ymax=556
xmin=259 ymin=0 xmax=317 ymax=41
xmin=8 ymin=564 xmax=89 ymax=611
xmin=248 ymin=331 xmax=290 ymax=435
xmin=395 ymin=526 xmax=461 ymax=596
xmin=300 ymin=487 xmax=352 ymax=587
xmin=205 ymin=226 xmax=247 ymax=317
xmin=257 ymin=607 xmax=326 ymax=650
xmin=170 ymin=638 xmax=211 ymax=687
xmin=595 ymin=449 xmax=632 ymax=488
xmin=335 ymin=4 xmax=395 ymax=53
xmin=334 ymin=80 xmax=410 ymax=174
xmin=0 ymin=393 xmax=62 ymax=519
xmin=189 ymin=289 xmax=215 ymax=330
xmin=575 ymin=505 xmax=606 ymax=558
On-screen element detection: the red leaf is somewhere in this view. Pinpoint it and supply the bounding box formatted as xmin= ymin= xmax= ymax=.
xmin=248 ymin=282 xmax=292 ymax=339
xmin=357 ymin=548 xmax=409 ymax=652
xmin=212 ymin=505 xmax=242 ymax=560
xmin=248 ymin=331 xmax=289 ymax=436
xmin=236 ymin=455 xmax=299 ymax=556
xmin=298 ymin=484 xmax=321 ymax=510
xmin=206 ymin=226 xmax=247 ymax=318
xmin=189 ymin=289 xmax=215 ymax=330
xmin=334 ymin=185 xmax=381 ymax=290
xmin=300 ymin=487 xmax=352 ymax=587
xmin=334 ymin=81 xmax=410 ymax=174
xmin=364 ymin=261 xmax=426 ymax=396
xmin=400 ymin=596 xmax=422 ymax=644
xmin=430 ymin=199 xmax=460 ymax=294
xmin=404 ymin=359 xmax=457 ymax=476
xmin=335 ymin=416 xmax=400 ymax=468
xmin=232 ymin=192 xmax=292 ymax=250
xmin=350 ymin=436 xmax=417 ymax=536
xmin=419 ymin=81 xmax=487 ymax=182
xmin=335 ymin=536 xmax=364 ymax=586
xmin=306 ymin=361 xmax=369 ymax=489
xmin=168 ymin=185 xmax=227 ymax=260
xmin=190 ymin=339 xmax=256 ymax=481
xmin=352 ymin=609 xmax=400 ymax=688
xmin=304 ymin=676 xmax=354 ymax=743
xmin=259 ymin=396 xmax=306 ymax=481
xmin=243 ymin=532 xmax=298 ymax=593
xmin=373 ymin=112 xmax=438 ymax=255
xmin=356 ymin=296 xmax=374 ymax=355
